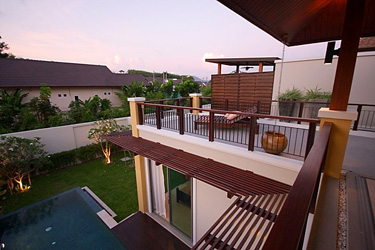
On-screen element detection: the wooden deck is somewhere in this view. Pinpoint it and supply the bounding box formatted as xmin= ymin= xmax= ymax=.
xmin=111 ymin=212 xmax=190 ymax=250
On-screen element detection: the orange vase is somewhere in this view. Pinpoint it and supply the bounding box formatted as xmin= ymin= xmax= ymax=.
xmin=261 ymin=131 xmax=288 ymax=155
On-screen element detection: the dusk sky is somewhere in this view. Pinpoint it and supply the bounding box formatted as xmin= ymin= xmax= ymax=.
xmin=1 ymin=0 xmax=329 ymax=80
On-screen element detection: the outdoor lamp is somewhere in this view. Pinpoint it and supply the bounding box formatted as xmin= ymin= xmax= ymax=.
xmin=324 ymin=41 xmax=340 ymax=64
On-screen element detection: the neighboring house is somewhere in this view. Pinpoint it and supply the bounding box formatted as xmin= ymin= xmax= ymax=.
xmin=0 ymin=58 xmax=156 ymax=111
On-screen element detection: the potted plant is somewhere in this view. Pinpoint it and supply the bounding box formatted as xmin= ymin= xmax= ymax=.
xmin=261 ymin=130 xmax=288 ymax=155
xmin=304 ymin=87 xmax=331 ymax=118
xmin=278 ymin=87 xmax=303 ymax=120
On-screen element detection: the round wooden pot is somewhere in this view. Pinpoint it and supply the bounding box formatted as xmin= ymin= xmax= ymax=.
xmin=261 ymin=131 xmax=288 ymax=155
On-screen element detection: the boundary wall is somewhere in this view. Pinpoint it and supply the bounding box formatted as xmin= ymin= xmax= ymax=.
xmin=3 ymin=117 xmax=131 ymax=154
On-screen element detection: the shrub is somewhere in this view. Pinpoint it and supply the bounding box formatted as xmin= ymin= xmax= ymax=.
xmin=304 ymin=87 xmax=332 ymax=101
xmin=278 ymin=87 xmax=304 ymax=101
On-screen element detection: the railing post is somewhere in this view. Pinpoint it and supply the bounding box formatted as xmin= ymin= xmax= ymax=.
xmin=189 ymin=93 xmax=202 ymax=116
xmin=175 ymin=99 xmax=180 ymax=106
xmin=159 ymin=100 xmax=164 ymax=119
xmin=209 ymin=111 xmax=214 ymax=142
xmin=248 ymin=116 xmax=256 ymax=151
xmin=297 ymin=102 xmax=304 ymax=124
xmin=189 ymin=97 xmax=193 ymax=113
xmin=178 ymin=108 xmax=184 ymax=135
xmin=138 ymin=104 xmax=144 ymax=125
xmin=126 ymin=97 xmax=148 ymax=213
xmin=256 ymin=101 xmax=261 ymax=114
xmin=224 ymin=99 xmax=229 ymax=110
xmin=305 ymin=122 xmax=316 ymax=159
xmin=156 ymin=106 xmax=161 ymax=129
xmin=353 ymin=104 xmax=362 ymax=130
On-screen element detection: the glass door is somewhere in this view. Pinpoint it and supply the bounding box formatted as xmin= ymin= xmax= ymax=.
xmin=168 ymin=168 xmax=192 ymax=238
xmin=148 ymin=160 xmax=192 ymax=238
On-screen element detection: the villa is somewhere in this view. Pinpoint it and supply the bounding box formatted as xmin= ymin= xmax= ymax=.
xmin=1 ymin=0 xmax=374 ymax=249
xmin=102 ymin=0 xmax=375 ymax=249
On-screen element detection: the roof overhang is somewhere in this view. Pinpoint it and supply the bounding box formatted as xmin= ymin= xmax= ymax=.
xmin=217 ymin=0 xmax=375 ymax=46
xmin=205 ymin=57 xmax=279 ymax=67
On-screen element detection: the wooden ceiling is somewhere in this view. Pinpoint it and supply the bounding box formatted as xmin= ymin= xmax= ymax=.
xmin=218 ymin=0 xmax=375 ymax=46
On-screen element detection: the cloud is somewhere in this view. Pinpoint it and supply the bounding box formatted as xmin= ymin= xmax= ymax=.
xmin=201 ymin=52 xmax=224 ymax=62
xmin=113 ymin=55 xmax=122 ymax=64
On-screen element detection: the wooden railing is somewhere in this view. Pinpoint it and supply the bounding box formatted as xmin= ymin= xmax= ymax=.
xmin=262 ymin=122 xmax=332 ymax=250
xmin=138 ymin=102 xmax=320 ymax=158
xmin=270 ymin=100 xmax=375 ymax=130
xmin=144 ymin=97 xmax=193 ymax=107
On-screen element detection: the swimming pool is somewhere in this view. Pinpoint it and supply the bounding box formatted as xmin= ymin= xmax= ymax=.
xmin=0 ymin=187 xmax=126 ymax=249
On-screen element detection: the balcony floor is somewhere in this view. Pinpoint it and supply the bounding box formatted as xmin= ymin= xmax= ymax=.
xmin=112 ymin=212 xmax=190 ymax=250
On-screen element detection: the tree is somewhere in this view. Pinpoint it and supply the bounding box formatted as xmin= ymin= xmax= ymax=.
xmin=68 ymin=96 xmax=113 ymax=123
xmin=121 ymin=81 xmax=145 ymax=97
xmin=160 ymin=80 xmax=174 ymax=98
xmin=0 ymin=89 xmax=29 ymax=132
xmin=0 ymin=36 xmax=15 ymax=58
xmin=0 ymin=136 xmax=48 ymax=192
xmin=175 ymin=80 xmax=200 ymax=97
xmin=29 ymin=84 xmax=60 ymax=126
xmin=88 ymin=119 xmax=126 ymax=164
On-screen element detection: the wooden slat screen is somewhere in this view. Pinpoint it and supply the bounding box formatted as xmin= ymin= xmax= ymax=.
xmin=211 ymin=72 xmax=274 ymax=114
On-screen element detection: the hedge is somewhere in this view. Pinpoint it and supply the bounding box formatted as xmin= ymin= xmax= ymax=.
xmin=38 ymin=143 xmax=123 ymax=174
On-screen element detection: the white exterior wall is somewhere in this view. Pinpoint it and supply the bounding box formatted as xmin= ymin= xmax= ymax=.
xmin=12 ymin=86 xmax=123 ymax=111
xmin=272 ymin=54 xmax=375 ymax=104
xmin=195 ymin=180 xmax=236 ymax=240
xmin=3 ymin=117 xmax=130 ymax=154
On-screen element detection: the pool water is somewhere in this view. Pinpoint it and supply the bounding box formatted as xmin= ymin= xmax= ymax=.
xmin=0 ymin=187 xmax=126 ymax=249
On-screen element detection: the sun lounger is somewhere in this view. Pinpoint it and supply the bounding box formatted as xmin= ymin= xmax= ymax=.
xmin=194 ymin=106 xmax=257 ymax=130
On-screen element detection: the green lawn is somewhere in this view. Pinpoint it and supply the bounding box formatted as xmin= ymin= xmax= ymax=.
xmin=2 ymin=153 xmax=138 ymax=222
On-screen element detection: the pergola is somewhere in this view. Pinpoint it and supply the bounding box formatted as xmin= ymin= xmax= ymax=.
xmin=205 ymin=57 xmax=280 ymax=74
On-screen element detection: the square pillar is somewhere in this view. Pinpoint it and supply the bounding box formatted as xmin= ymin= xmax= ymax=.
xmin=128 ymin=97 xmax=145 ymax=137
xmin=189 ymin=93 xmax=202 ymax=116
xmin=127 ymin=97 xmax=148 ymax=213
xmin=318 ymin=108 xmax=358 ymax=178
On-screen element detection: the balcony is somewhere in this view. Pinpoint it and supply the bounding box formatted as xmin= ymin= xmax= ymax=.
xmin=139 ymin=97 xmax=319 ymax=160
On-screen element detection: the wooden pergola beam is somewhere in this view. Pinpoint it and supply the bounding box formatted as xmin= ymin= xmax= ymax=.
xmin=330 ymin=0 xmax=366 ymax=111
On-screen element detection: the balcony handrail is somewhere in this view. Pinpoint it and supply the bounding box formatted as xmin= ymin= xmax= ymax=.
xmin=144 ymin=97 xmax=192 ymax=103
xmin=138 ymin=102 xmax=320 ymax=124
xmin=271 ymin=99 xmax=375 ymax=107
xmin=262 ymin=122 xmax=332 ymax=250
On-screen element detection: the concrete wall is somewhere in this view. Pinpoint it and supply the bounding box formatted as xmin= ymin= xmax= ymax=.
xmin=195 ymin=180 xmax=236 ymax=240
xmin=13 ymin=86 xmax=123 ymax=111
xmin=272 ymin=54 xmax=375 ymax=104
xmin=3 ymin=117 xmax=131 ymax=154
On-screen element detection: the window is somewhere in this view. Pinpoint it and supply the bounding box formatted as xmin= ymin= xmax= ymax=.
xmin=63 ymin=94 xmax=67 ymax=97
xmin=104 ymin=92 xmax=107 ymax=96
xmin=58 ymin=94 xmax=62 ymax=98
xmin=74 ymin=95 xmax=79 ymax=101
xmin=108 ymin=92 xmax=111 ymax=96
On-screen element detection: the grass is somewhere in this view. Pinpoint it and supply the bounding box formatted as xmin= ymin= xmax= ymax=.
xmin=2 ymin=153 xmax=138 ymax=222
